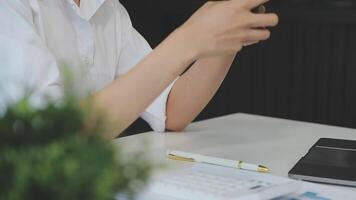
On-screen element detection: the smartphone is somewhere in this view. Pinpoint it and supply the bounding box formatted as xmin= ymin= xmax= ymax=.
xmin=252 ymin=5 xmax=265 ymax=13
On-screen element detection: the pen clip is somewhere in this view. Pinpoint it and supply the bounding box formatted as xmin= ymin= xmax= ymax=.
xmin=167 ymin=154 xmax=195 ymax=162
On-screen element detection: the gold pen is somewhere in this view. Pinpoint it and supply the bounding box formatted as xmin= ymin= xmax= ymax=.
xmin=167 ymin=150 xmax=270 ymax=173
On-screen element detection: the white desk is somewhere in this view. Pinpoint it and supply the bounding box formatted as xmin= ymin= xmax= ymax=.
xmin=114 ymin=113 xmax=356 ymax=191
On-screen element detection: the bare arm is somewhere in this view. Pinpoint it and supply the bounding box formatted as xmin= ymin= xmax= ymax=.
xmin=165 ymin=4 xmax=275 ymax=132
xmin=166 ymin=54 xmax=236 ymax=131
xmin=90 ymin=0 xmax=278 ymax=138
xmin=91 ymin=32 xmax=194 ymax=138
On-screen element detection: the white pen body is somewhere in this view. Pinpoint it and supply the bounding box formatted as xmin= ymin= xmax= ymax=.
xmin=168 ymin=150 xmax=260 ymax=171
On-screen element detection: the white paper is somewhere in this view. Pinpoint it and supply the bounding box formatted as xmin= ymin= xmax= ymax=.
xmin=272 ymin=182 xmax=356 ymax=200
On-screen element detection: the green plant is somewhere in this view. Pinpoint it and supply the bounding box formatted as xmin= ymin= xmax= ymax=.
xmin=0 ymin=98 xmax=153 ymax=200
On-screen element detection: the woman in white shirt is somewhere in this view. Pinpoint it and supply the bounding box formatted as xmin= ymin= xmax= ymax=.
xmin=0 ymin=0 xmax=278 ymax=138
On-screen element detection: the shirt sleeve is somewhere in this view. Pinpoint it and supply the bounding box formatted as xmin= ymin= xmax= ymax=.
xmin=0 ymin=1 xmax=62 ymax=112
xmin=116 ymin=2 xmax=177 ymax=132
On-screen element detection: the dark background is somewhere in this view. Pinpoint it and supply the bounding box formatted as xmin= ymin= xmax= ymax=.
xmin=120 ymin=0 xmax=356 ymax=136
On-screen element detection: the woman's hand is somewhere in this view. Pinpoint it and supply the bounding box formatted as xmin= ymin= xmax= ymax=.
xmin=175 ymin=0 xmax=278 ymax=59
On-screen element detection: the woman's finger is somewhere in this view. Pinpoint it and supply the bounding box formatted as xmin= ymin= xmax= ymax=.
xmin=242 ymin=29 xmax=271 ymax=42
xmin=248 ymin=13 xmax=279 ymax=28
xmin=238 ymin=0 xmax=270 ymax=9
xmin=243 ymin=41 xmax=260 ymax=46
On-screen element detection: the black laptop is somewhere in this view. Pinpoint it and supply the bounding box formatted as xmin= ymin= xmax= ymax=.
xmin=289 ymin=138 xmax=356 ymax=187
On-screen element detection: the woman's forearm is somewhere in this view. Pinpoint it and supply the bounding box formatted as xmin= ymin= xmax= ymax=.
xmin=166 ymin=53 xmax=236 ymax=131
xmin=91 ymin=30 xmax=195 ymax=138
xmin=89 ymin=0 xmax=278 ymax=138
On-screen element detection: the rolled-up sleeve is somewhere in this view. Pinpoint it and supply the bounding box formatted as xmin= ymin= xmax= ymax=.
xmin=116 ymin=3 xmax=177 ymax=132
xmin=0 ymin=1 xmax=61 ymax=112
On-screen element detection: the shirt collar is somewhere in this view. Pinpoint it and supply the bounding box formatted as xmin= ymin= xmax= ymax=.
xmin=69 ymin=0 xmax=107 ymax=20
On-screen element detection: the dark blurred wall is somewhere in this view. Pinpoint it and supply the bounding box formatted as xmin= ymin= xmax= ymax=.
xmin=120 ymin=0 xmax=356 ymax=135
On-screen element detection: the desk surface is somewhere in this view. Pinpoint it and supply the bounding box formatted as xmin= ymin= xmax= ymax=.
xmin=114 ymin=113 xmax=356 ymax=191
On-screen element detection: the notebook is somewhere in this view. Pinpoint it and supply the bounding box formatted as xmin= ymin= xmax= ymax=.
xmin=289 ymin=138 xmax=356 ymax=187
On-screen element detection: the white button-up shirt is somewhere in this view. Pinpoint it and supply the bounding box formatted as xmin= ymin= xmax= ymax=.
xmin=0 ymin=0 xmax=176 ymax=132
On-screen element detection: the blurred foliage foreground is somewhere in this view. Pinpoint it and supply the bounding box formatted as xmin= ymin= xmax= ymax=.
xmin=0 ymin=97 xmax=154 ymax=200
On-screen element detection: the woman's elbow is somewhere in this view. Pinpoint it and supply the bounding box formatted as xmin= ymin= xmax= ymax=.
xmin=165 ymin=118 xmax=190 ymax=132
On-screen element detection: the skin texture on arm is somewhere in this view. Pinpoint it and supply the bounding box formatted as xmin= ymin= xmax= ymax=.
xmin=165 ymin=5 xmax=270 ymax=131
xmin=165 ymin=2 xmax=276 ymax=131
xmin=91 ymin=33 xmax=195 ymax=139
xmin=166 ymin=54 xmax=236 ymax=131
xmin=87 ymin=0 xmax=278 ymax=138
